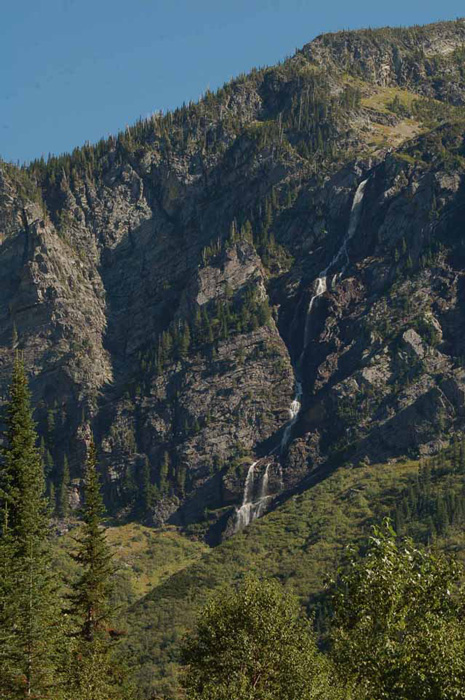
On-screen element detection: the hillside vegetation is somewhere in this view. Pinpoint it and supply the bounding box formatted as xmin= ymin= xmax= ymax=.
xmin=3 ymin=17 xmax=465 ymax=698
xmin=120 ymin=440 xmax=465 ymax=697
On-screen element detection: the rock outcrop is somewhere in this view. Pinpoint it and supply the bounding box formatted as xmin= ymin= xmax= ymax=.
xmin=2 ymin=18 xmax=465 ymax=535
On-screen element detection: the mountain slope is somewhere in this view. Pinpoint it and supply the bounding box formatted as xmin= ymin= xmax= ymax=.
xmin=2 ymin=18 xmax=465 ymax=537
xmin=122 ymin=445 xmax=465 ymax=698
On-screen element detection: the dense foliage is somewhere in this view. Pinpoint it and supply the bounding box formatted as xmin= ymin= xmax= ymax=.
xmin=0 ymin=358 xmax=121 ymax=699
xmin=182 ymin=577 xmax=343 ymax=700
xmin=0 ymin=355 xmax=62 ymax=698
xmin=330 ymin=520 xmax=465 ymax=699
xmin=180 ymin=526 xmax=465 ymax=700
xmin=121 ymin=446 xmax=465 ymax=698
xmin=3 ymin=359 xmax=465 ymax=700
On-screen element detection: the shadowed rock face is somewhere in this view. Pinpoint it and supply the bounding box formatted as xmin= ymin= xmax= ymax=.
xmin=2 ymin=18 xmax=465 ymax=534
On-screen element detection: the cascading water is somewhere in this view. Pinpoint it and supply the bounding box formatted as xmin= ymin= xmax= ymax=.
xmin=324 ymin=178 xmax=369 ymax=277
xmin=235 ymin=461 xmax=257 ymax=531
xmin=302 ymin=277 xmax=327 ymax=351
xmin=234 ymin=179 xmax=369 ymax=531
xmin=256 ymin=463 xmax=271 ymax=517
xmin=281 ymin=178 xmax=369 ymax=452
xmin=234 ymin=461 xmax=272 ymax=532
xmin=301 ymin=178 xmax=368 ymax=356
xmin=280 ymin=381 xmax=302 ymax=452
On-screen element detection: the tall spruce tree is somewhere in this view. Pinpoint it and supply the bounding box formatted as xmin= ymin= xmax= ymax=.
xmin=67 ymin=438 xmax=122 ymax=700
xmin=138 ymin=455 xmax=156 ymax=521
xmin=0 ymin=353 xmax=62 ymax=698
xmin=57 ymin=454 xmax=70 ymax=519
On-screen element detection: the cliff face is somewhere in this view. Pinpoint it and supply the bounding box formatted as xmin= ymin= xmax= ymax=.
xmin=2 ymin=18 xmax=465 ymax=535
xmin=305 ymin=20 xmax=465 ymax=102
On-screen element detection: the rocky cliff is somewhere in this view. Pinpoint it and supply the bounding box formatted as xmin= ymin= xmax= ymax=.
xmin=2 ymin=18 xmax=465 ymax=538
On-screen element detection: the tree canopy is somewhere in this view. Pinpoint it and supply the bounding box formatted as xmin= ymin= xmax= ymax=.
xmin=181 ymin=576 xmax=343 ymax=700
xmin=329 ymin=519 xmax=465 ymax=700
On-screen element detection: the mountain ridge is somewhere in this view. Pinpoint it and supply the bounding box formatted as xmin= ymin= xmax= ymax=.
xmin=2 ymin=17 xmax=465 ymax=542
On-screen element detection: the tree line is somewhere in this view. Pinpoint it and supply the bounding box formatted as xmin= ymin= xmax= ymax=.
xmin=393 ymin=438 xmax=465 ymax=541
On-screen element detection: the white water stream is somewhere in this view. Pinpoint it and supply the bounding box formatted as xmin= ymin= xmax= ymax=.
xmin=301 ymin=178 xmax=368 ymax=357
xmin=234 ymin=461 xmax=271 ymax=532
xmin=282 ymin=178 xmax=369 ymax=453
xmin=280 ymin=381 xmax=303 ymax=452
xmin=235 ymin=179 xmax=368 ymax=531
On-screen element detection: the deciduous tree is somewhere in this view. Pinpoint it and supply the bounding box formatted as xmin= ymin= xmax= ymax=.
xmin=182 ymin=576 xmax=342 ymax=700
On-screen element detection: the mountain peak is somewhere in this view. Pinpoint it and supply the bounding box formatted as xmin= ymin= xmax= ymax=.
xmin=301 ymin=18 xmax=465 ymax=90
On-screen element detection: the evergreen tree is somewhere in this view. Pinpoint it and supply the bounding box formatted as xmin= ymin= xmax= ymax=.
xmin=177 ymin=321 xmax=191 ymax=360
xmin=122 ymin=463 xmax=137 ymax=508
xmin=0 ymin=354 xmax=62 ymax=698
xmin=67 ymin=438 xmax=122 ymax=699
xmin=460 ymin=436 xmax=465 ymax=473
xmin=49 ymin=481 xmax=56 ymax=516
xmin=138 ymin=455 xmax=156 ymax=520
xmin=46 ymin=406 xmax=56 ymax=442
xmin=39 ymin=436 xmax=54 ymax=481
xmin=11 ymin=321 xmax=18 ymax=348
xmin=159 ymin=451 xmax=170 ymax=494
xmin=57 ymin=454 xmax=70 ymax=519
xmin=176 ymin=463 xmax=187 ymax=496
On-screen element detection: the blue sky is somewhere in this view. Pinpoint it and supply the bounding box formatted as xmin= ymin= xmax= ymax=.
xmin=2 ymin=0 xmax=464 ymax=163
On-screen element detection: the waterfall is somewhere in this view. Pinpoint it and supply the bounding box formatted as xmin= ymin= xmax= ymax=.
xmin=280 ymin=178 xmax=369 ymax=452
xmin=324 ymin=178 xmax=368 ymax=277
xmin=259 ymin=463 xmax=270 ymax=499
xmin=235 ymin=461 xmax=257 ymax=531
xmin=280 ymin=381 xmax=302 ymax=452
xmin=256 ymin=464 xmax=271 ymax=517
xmin=235 ymin=461 xmax=272 ymax=532
xmin=301 ymin=178 xmax=368 ymax=355
xmin=302 ymin=276 xmax=327 ymax=350
xmin=233 ymin=179 xmax=369 ymax=531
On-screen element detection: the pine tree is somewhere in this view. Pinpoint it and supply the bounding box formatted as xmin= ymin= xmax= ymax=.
xmin=11 ymin=322 xmax=18 ymax=348
xmin=159 ymin=451 xmax=170 ymax=494
xmin=176 ymin=464 xmax=186 ymax=496
xmin=57 ymin=454 xmax=70 ymax=519
xmin=0 ymin=354 xmax=62 ymax=698
xmin=67 ymin=438 xmax=122 ymax=699
xmin=138 ymin=455 xmax=156 ymax=520
xmin=177 ymin=321 xmax=191 ymax=359
xmin=460 ymin=436 xmax=465 ymax=473
xmin=122 ymin=463 xmax=137 ymax=508
xmin=49 ymin=481 xmax=56 ymax=515
xmin=47 ymin=406 xmax=56 ymax=442
xmin=39 ymin=436 xmax=54 ymax=482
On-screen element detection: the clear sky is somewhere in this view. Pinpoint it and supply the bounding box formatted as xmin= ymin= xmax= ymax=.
xmin=2 ymin=0 xmax=464 ymax=164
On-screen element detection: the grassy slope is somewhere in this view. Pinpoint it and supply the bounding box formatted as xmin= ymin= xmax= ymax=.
xmin=52 ymin=522 xmax=209 ymax=606
xmin=123 ymin=454 xmax=465 ymax=698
